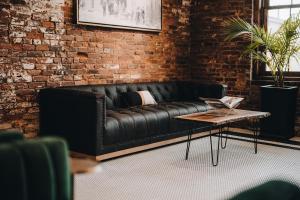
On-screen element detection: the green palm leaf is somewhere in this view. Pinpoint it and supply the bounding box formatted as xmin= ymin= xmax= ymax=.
xmin=224 ymin=14 xmax=300 ymax=87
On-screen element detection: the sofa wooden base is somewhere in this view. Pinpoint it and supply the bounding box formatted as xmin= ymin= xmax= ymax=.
xmin=70 ymin=129 xmax=222 ymax=161
xmin=71 ymin=127 xmax=300 ymax=162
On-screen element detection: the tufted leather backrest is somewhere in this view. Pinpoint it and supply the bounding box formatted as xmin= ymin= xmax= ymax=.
xmin=62 ymin=82 xmax=185 ymax=109
xmin=57 ymin=81 xmax=226 ymax=110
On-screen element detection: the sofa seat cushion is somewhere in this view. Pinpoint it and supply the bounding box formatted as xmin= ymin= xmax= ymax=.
xmin=157 ymin=101 xmax=208 ymax=116
xmin=156 ymin=101 xmax=208 ymax=132
xmin=104 ymin=101 xmax=208 ymax=145
xmin=105 ymin=107 xmax=169 ymax=145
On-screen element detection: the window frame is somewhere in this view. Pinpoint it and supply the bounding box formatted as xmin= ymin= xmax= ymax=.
xmin=253 ymin=0 xmax=300 ymax=80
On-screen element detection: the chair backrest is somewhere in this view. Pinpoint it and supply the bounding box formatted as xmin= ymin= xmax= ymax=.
xmin=0 ymin=137 xmax=72 ymax=200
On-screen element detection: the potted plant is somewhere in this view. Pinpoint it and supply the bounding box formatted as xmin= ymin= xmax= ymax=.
xmin=224 ymin=15 xmax=300 ymax=139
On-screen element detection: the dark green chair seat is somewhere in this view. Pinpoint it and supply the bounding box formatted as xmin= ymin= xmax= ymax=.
xmin=0 ymin=135 xmax=72 ymax=200
xmin=230 ymin=180 xmax=300 ymax=200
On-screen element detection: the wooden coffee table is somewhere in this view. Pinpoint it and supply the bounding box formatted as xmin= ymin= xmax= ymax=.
xmin=176 ymin=108 xmax=270 ymax=166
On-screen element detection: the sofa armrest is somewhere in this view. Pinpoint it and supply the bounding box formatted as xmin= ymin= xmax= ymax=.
xmin=39 ymin=88 xmax=106 ymax=156
xmin=193 ymin=82 xmax=228 ymax=99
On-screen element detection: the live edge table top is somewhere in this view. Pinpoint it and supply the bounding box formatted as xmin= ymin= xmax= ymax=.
xmin=175 ymin=108 xmax=270 ymax=126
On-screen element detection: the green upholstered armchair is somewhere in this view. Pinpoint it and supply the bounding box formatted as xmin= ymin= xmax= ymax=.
xmin=230 ymin=180 xmax=300 ymax=200
xmin=0 ymin=130 xmax=72 ymax=200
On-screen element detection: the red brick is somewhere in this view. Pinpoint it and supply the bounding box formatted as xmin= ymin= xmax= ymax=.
xmin=42 ymin=21 xmax=55 ymax=28
xmin=27 ymin=32 xmax=44 ymax=39
xmin=35 ymin=45 xmax=49 ymax=51
xmin=23 ymin=44 xmax=35 ymax=51
xmin=32 ymin=76 xmax=48 ymax=82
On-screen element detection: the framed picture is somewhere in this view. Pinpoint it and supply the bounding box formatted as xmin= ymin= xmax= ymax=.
xmin=76 ymin=0 xmax=162 ymax=32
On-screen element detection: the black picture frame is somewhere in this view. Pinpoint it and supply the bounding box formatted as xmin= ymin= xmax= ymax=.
xmin=75 ymin=0 xmax=162 ymax=32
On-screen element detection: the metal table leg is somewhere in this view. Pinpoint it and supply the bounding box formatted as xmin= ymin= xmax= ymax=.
xmin=221 ymin=125 xmax=229 ymax=149
xmin=185 ymin=129 xmax=192 ymax=160
xmin=209 ymin=127 xmax=221 ymax=166
xmin=252 ymin=118 xmax=259 ymax=154
xmin=185 ymin=124 xmax=230 ymax=166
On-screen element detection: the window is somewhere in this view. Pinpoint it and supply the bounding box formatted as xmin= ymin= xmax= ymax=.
xmin=262 ymin=0 xmax=300 ymax=72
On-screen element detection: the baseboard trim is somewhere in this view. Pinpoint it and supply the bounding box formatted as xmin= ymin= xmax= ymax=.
xmin=70 ymin=129 xmax=219 ymax=161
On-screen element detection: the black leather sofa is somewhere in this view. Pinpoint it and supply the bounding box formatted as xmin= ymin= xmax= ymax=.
xmin=39 ymin=81 xmax=227 ymax=157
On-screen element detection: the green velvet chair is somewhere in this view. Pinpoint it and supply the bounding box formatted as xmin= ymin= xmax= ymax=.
xmin=230 ymin=180 xmax=300 ymax=200
xmin=0 ymin=130 xmax=72 ymax=200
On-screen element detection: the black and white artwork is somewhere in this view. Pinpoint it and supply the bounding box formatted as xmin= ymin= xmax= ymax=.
xmin=77 ymin=0 xmax=162 ymax=32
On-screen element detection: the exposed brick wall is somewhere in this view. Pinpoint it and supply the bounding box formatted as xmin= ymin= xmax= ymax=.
xmin=189 ymin=0 xmax=300 ymax=136
xmin=0 ymin=0 xmax=192 ymax=136
xmin=2 ymin=0 xmax=300 ymax=137
xmin=190 ymin=0 xmax=253 ymax=98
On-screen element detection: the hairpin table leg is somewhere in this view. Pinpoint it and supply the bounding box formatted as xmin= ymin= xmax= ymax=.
xmin=209 ymin=127 xmax=221 ymax=166
xmin=185 ymin=128 xmax=192 ymax=160
xmin=221 ymin=124 xmax=229 ymax=149
xmin=253 ymin=118 xmax=259 ymax=154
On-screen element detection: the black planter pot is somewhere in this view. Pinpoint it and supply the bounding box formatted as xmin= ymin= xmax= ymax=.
xmin=260 ymin=85 xmax=298 ymax=139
